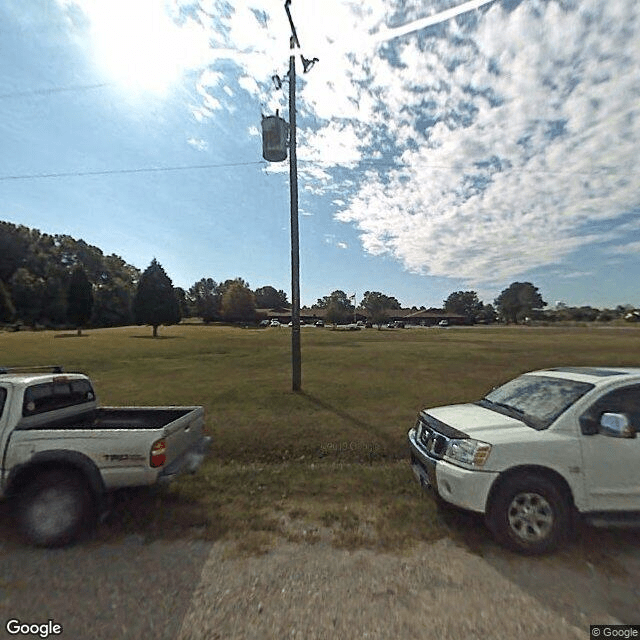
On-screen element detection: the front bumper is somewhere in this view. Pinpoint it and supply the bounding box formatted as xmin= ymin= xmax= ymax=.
xmin=408 ymin=428 xmax=498 ymax=514
xmin=158 ymin=435 xmax=212 ymax=484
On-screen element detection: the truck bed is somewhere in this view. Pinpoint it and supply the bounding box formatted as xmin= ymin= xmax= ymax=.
xmin=17 ymin=407 xmax=195 ymax=431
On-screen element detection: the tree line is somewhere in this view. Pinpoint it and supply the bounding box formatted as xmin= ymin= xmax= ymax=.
xmin=0 ymin=221 xmax=290 ymax=334
xmin=310 ymin=284 xmax=637 ymax=327
xmin=0 ymin=222 xmax=636 ymax=333
xmin=0 ymin=221 xmax=140 ymax=328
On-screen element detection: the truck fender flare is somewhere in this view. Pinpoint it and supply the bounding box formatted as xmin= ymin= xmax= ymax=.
xmin=486 ymin=464 xmax=576 ymax=516
xmin=6 ymin=450 xmax=106 ymax=498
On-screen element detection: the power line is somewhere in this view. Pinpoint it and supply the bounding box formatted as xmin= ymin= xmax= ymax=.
xmin=0 ymin=156 xmax=631 ymax=183
xmin=0 ymin=160 xmax=267 ymax=182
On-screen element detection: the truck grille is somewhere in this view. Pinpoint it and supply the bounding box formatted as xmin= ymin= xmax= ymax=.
xmin=416 ymin=414 xmax=468 ymax=459
xmin=417 ymin=422 xmax=449 ymax=458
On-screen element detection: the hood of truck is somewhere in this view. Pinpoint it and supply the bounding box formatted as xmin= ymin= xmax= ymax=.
xmin=424 ymin=403 xmax=535 ymax=443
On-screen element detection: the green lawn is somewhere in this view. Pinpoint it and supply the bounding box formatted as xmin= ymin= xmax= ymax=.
xmin=2 ymin=323 xmax=640 ymax=552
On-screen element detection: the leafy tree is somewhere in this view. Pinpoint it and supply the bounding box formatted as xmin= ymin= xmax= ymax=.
xmin=92 ymin=279 xmax=134 ymax=327
xmin=133 ymin=259 xmax=181 ymax=337
xmin=38 ymin=272 xmax=66 ymax=326
xmin=494 ymin=282 xmax=546 ymax=324
xmin=254 ymin=285 xmax=289 ymax=308
xmin=174 ymin=287 xmax=190 ymax=319
xmin=67 ymin=265 xmax=94 ymax=335
xmin=443 ymin=291 xmax=483 ymax=324
xmin=10 ymin=268 xmax=45 ymax=326
xmin=0 ymin=222 xmax=30 ymax=283
xmin=360 ymin=291 xmax=400 ymax=328
xmin=217 ymin=278 xmax=250 ymax=300
xmin=0 ymin=222 xmax=139 ymax=327
xmin=314 ymin=290 xmax=354 ymax=324
xmin=221 ymin=281 xmax=256 ymax=322
xmin=476 ymin=303 xmax=497 ymax=324
xmin=0 ymin=280 xmax=15 ymax=323
xmin=188 ymin=278 xmax=220 ymax=322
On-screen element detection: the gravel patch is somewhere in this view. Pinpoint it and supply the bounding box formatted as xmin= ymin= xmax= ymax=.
xmin=177 ymin=537 xmax=633 ymax=640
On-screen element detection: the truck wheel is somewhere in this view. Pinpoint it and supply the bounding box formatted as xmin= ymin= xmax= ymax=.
xmin=17 ymin=470 xmax=94 ymax=547
xmin=486 ymin=474 xmax=569 ymax=555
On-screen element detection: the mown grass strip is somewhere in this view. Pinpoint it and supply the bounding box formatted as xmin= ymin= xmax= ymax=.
xmin=2 ymin=323 xmax=640 ymax=552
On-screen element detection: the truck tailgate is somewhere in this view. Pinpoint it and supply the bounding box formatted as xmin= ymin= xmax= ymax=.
xmin=156 ymin=405 xmax=206 ymax=467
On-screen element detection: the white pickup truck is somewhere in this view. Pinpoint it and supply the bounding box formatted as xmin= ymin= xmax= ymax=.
xmin=0 ymin=366 xmax=210 ymax=547
xmin=408 ymin=366 xmax=640 ymax=554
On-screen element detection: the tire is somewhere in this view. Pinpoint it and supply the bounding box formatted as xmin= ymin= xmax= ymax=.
xmin=486 ymin=473 xmax=570 ymax=555
xmin=17 ymin=469 xmax=94 ymax=547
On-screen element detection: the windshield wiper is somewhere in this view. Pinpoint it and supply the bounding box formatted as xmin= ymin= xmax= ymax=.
xmin=478 ymin=398 xmax=524 ymax=417
xmin=493 ymin=401 xmax=524 ymax=416
xmin=478 ymin=398 xmax=542 ymax=429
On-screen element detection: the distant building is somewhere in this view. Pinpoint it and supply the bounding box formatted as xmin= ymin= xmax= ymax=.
xmin=257 ymin=306 xmax=469 ymax=326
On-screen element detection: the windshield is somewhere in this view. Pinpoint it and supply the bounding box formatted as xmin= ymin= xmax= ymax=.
xmin=480 ymin=375 xmax=594 ymax=430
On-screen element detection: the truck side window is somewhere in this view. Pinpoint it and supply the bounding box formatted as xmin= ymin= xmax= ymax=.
xmin=0 ymin=387 xmax=6 ymax=419
xmin=23 ymin=381 xmax=95 ymax=416
xmin=580 ymin=385 xmax=640 ymax=435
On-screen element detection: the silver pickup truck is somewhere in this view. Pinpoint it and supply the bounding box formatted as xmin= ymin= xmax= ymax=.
xmin=0 ymin=366 xmax=210 ymax=547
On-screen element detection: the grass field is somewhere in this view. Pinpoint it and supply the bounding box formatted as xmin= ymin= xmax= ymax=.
xmin=2 ymin=323 xmax=640 ymax=553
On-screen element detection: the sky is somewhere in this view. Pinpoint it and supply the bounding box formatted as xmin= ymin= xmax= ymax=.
xmin=1 ymin=0 xmax=639 ymax=310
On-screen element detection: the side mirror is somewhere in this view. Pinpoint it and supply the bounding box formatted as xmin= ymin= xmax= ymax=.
xmin=599 ymin=413 xmax=636 ymax=439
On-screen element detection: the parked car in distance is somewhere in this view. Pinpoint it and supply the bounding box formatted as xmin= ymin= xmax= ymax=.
xmin=259 ymin=319 xmax=270 ymax=327
xmin=314 ymin=320 xmax=324 ymax=327
xmin=269 ymin=320 xmax=281 ymax=327
xmin=437 ymin=319 xmax=449 ymax=327
xmin=408 ymin=367 xmax=640 ymax=554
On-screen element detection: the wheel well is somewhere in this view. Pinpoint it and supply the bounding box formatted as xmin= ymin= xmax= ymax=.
xmin=486 ymin=465 xmax=576 ymax=513
xmin=7 ymin=462 xmax=91 ymax=498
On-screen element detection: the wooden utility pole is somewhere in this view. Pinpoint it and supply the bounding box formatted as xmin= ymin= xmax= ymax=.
xmin=283 ymin=0 xmax=317 ymax=391
xmin=288 ymin=44 xmax=301 ymax=391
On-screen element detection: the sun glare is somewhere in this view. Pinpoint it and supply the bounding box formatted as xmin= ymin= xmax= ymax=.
xmin=87 ymin=0 xmax=208 ymax=95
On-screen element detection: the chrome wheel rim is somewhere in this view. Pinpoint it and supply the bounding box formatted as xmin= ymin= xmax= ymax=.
xmin=507 ymin=492 xmax=554 ymax=543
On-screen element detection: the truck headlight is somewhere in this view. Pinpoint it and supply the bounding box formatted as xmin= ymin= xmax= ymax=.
xmin=444 ymin=438 xmax=491 ymax=468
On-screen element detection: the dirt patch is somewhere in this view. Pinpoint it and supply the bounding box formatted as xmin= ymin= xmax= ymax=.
xmin=177 ymin=537 xmax=601 ymax=640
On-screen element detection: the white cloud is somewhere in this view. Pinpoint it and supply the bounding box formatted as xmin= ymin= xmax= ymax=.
xmin=238 ymin=75 xmax=260 ymax=96
xmin=323 ymin=0 xmax=640 ymax=287
xmin=187 ymin=137 xmax=208 ymax=151
xmin=83 ymin=0 xmax=639 ymax=288
xmin=607 ymin=241 xmax=640 ymax=255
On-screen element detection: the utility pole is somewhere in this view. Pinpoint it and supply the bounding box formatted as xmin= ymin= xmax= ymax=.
xmin=284 ymin=0 xmax=317 ymax=392
xmin=288 ymin=35 xmax=301 ymax=392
